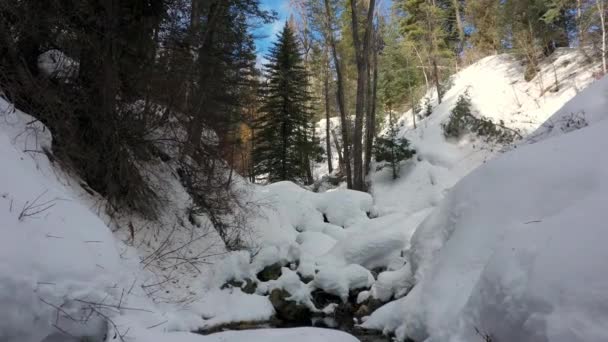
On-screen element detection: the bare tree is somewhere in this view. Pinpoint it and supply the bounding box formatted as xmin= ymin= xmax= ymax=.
xmin=350 ymin=0 xmax=376 ymax=191
xmin=323 ymin=0 xmax=353 ymax=188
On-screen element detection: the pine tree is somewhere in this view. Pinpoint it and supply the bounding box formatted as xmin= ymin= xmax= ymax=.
xmin=253 ymin=23 xmax=314 ymax=183
xmin=374 ymin=111 xmax=415 ymax=180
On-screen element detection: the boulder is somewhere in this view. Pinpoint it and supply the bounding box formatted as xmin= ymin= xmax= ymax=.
xmin=269 ymin=288 xmax=311 ymax=323
xmin=257 ymin=262 xmax=283 ymax=282
xmin=221 ymin=278 xmax=257 ymax=294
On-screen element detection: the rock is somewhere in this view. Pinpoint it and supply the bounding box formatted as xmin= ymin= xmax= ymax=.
xmin=221 ymin=278 xmax=257 ymax=294
xmin=354 ymin=297 xmax=384 ymax=318
xmin=257 ymin=262 xmax=283 ymax=282
xmin=311 ymin=289 xmax=342 ymax=309
xmin=354 ymin=304 xmax=370 ymax=317
xmin=269 ymin=289 xmax=310 ymax=323
xmin=297 ymin=272 xmax=314 ymax=284
xmin=370 ymin=267 xmax=387 ymax=280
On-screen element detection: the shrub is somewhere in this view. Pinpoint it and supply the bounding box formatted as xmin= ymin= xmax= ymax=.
xmin=424 ymin=97 xmax=433 ymax=117
xmin=374 ymin=121 xmax=416 ymax=179
xmin=442 ymin=92 xmax=521 ymax=144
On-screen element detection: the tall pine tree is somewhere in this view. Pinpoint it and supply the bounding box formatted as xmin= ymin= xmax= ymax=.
xmin=253 ymin=23 xmax=314 ymax=183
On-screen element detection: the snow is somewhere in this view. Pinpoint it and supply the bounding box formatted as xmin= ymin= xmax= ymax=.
xmin=268 ymin=268 xmax=317 ymax=310
xmin=313 ymin=264 xmax=374 ymax=302
xmin=0 ymin=98 xmax=129 ymax=341
xmin=361 ymin=56 xmax=608 ymax=341
xmin=369 ymin=265 xmax=413 ymax=302
xmin=142 ymin=328 xmax=359 ymax=342
xmin=192 ymin=289 xmax=275 ymax=329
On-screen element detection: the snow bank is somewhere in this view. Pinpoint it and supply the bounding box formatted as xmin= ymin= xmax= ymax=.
xmin=363 ymin=82 xmax=608 ymax=341
xmin=143 ymin=327 xmax=359 ymax=342
xmin=0 ymin=98 xmax=131 ymax=341
xmin=192 ymin=289 xmax=275 ymax=329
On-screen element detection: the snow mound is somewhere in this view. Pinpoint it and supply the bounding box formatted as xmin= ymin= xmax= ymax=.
xmin=363 ymin=77 xmax=608 ymax=341
xmin=313 ymin=264 xmax=374 ymax=302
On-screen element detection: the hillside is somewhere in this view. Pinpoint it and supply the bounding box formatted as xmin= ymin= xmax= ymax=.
xmin=362 ymin=74 xmax=608 ymax=342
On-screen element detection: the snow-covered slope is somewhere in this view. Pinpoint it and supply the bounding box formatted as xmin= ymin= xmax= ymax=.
xmin=371 ymin=48 xmax=598 ymax=217
xmin=361 ymin=60 xmax=608 ymax=341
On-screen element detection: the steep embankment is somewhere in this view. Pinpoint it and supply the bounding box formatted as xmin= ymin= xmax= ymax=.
xmin=359 ymin=52 xmax=608 ymax=341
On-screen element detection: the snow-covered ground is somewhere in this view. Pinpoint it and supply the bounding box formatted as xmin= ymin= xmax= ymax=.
xmin=2 ymin=47 xmax=607 ymax=342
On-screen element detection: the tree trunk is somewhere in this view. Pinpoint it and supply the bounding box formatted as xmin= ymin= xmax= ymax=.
xmin=349 ymin=0 xmax=376 ymax=191
xmin=577 ymin=0 xmax=584 ymax=46
xmin=184 ymin=1 xmax=226 ymax=158
xmin=323 ymin=0 xmax=352 ymax=188
xmin=426 ymin=0 xmax=443 ymax=104
xmin=388 ymin=108 xmax=397 ymax=180
xmin=452 ymin=0 xmax=465 ymax=56
xmin=432 ymin=57 xmax=442 ymax=104
xmin=598 ymin=0 xmax=607 ymax=73
xmin=414 ymin=46 xmax=430 ymax=90
xmin=324 ymin=52 xmax=333 ymax=174
xmin=364 ymin=27 xmax=378 ymax=177
xmin=332 ymin=130 xmax=344 ymax=173
xmin=406 ymin=54 xmax=417 ymax=129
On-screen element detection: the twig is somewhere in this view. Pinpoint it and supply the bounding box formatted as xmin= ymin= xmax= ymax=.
xmin=18 ymin=190 xmax=58 ymax=221
xmin=146 ymin=320 xmax=168 ymax=329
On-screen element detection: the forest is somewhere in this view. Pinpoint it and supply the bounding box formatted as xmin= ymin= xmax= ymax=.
xmin=0 ymin=0 xmax=603 ymax=203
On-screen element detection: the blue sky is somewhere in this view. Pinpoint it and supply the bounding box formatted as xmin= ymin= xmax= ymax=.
xmin=254 ymin=0 xmax=393 ymax=63
xmin=255 ymin=0 xmax=291 ymax=59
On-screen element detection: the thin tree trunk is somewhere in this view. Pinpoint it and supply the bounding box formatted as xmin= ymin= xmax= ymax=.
xmin=432 ymin=58 xmax=442 ymax=103
xmin=323 ymin=0 xmax=352 ymax=188
xmin=324 ymin=51 xmax=333 ymax=174
xmin=364 ymin=26 xmax=378 ymax=177
xmin=332 ymin=129 xmax=344 ymax=172
xmin=426 ymin=0 xmax=443 ymax=104
xmin=349 ymin=0 xmax=376 ymax=191
xmin=413 ymin=46 xmax=430 ymax=90
xmin=452 ymin=0 xmax=465 ymax=56
xmin=577 ymin=0 xmax=584 ymax=46
xmin=406 ymin=54 xmax=417 ymax=129
xmin=598 ymin=0 xmax=607 ymax=73
xmin=388 ymin=108 xmax=397 ymax=180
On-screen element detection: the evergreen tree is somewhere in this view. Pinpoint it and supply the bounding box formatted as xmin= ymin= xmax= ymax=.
xmin=374 ymin=112 xmax=415 ymax=180
xmin=253 ymin=23 xmax=314 ymax=183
